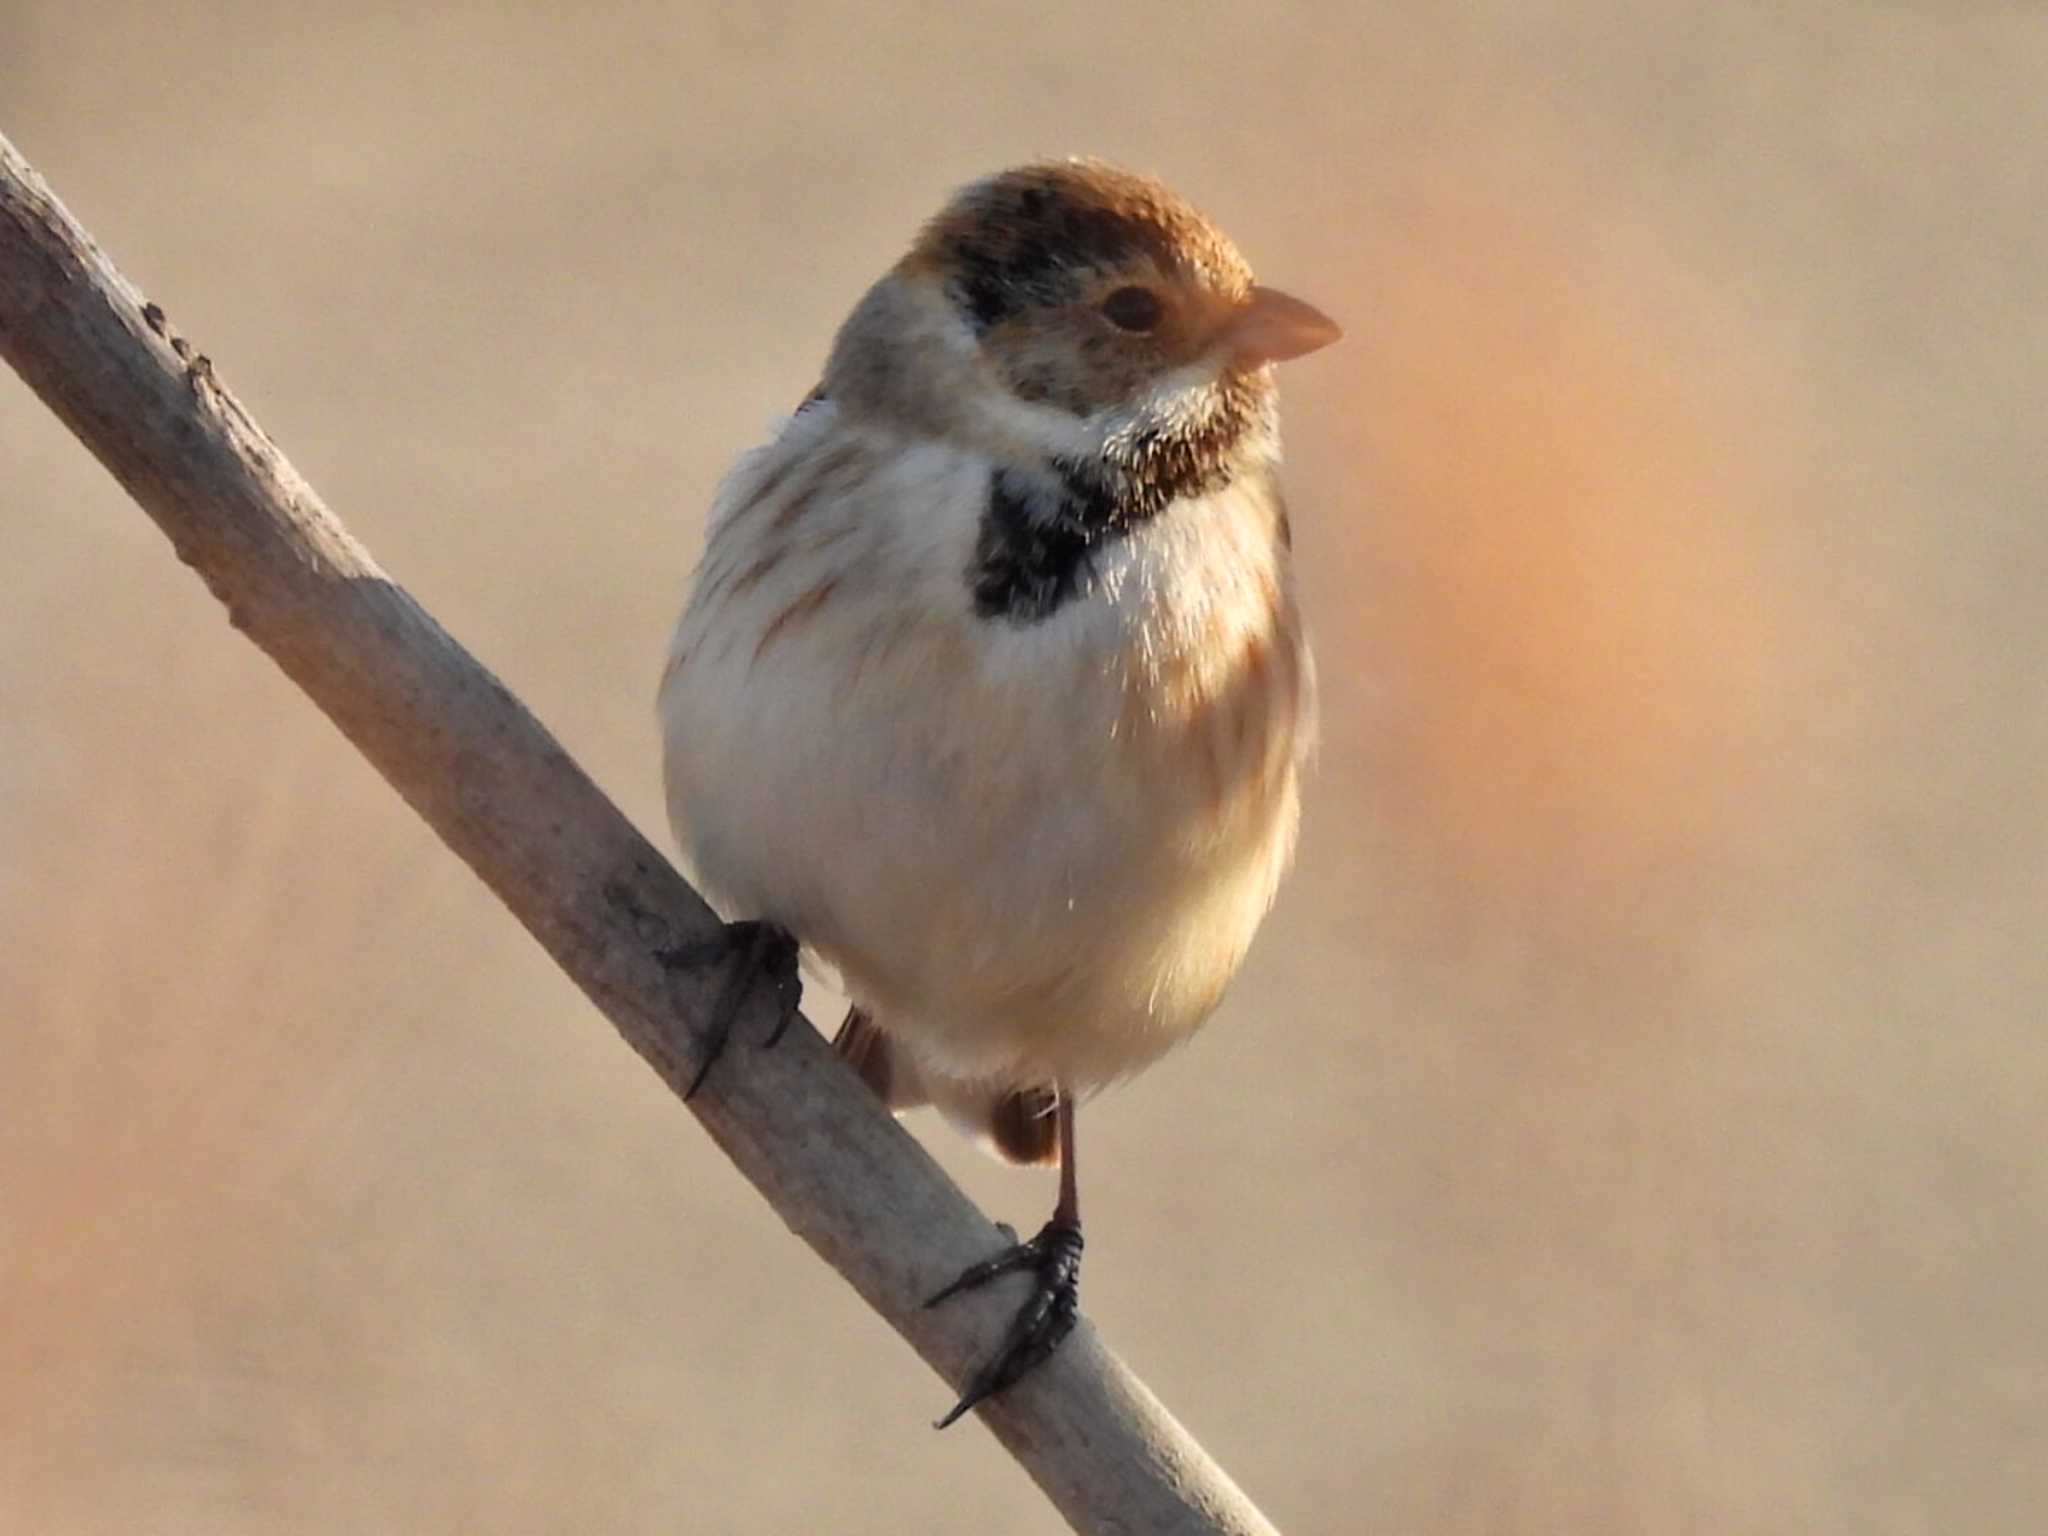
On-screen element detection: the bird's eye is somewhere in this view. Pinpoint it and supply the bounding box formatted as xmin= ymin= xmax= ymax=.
xmin=1100 ymin=286 xmax=1163 ymax=333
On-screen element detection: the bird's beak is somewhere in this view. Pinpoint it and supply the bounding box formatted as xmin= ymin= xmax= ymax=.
xmin=1225 ymin=284 xmax=1343 ymax=366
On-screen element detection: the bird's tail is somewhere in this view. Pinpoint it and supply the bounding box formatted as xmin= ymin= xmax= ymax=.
xmin=831 ymin=1006 xmax=1060 ymax=1166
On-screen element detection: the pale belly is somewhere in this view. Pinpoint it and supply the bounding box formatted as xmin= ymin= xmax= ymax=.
xmin=662 ymin=566 xmax=1307 ymax=1094
xmin=661 ymin=425 xmax=1311 ymax=1093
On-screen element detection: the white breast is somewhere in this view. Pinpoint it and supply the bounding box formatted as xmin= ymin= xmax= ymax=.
xmin=660 ymin=403 xmax=1313 ymax=1094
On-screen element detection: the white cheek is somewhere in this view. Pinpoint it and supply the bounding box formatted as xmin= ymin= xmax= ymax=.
xmin=1095 ymin=357 xmax=1258 ymax=459
xmin=1141 ymin=358 xmax=1229 ymax=420
xmin=971 ymin=379 xmax=1103 ymax=463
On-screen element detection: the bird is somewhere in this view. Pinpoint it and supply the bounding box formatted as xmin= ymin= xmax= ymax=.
xmin=658 ymin=159 xmax=1338 ymax=1427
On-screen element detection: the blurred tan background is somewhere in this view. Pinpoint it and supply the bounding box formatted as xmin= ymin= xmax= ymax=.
xmin=4 ymin=3 xmax=2044 ymax=1531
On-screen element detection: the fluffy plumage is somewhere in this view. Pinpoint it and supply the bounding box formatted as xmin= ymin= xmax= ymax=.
xmin=660 ymin=161 xmax=1334 ymax=1162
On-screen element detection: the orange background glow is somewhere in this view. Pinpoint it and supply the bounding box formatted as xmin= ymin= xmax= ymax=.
xmin=5 ymin=6 xmax=2044 ymax=1532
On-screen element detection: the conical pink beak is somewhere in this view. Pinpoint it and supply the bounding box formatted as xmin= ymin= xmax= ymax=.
xmin=1226 ymin=284 xmax=1343 ymax=365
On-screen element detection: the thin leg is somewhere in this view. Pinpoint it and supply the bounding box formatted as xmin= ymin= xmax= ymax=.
xmin=1053 ymin=1101 xmax=1079 ymax=1226
xmin=925 ymin=1092 xmax=1084 ymax=1429
xmin=656 ymin=918 xmax=801 ymax=1098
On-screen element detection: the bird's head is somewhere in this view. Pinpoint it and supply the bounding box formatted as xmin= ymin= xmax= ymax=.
xmin=822 ymin=161 xmax=1339 ymax=490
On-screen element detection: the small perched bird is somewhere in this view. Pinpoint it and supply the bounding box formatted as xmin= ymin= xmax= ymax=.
xmin=660 ymin=160 xmax=1337 ymax=1425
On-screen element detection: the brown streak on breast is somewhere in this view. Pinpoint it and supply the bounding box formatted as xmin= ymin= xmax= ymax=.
xmin=770 ymin=478 xmax=819 ymax=537
xmin=735 ymin=452 xmax=802 ymax=527
xmin=774 ymin=441 xmax=860 ymax=537
xmin=1194 ymin=715 xmax=1227 ymax=816
xmin=754 ymin=575 xmax=843 ymax=664
xmin=726 ymin=544 xmax=788 ymax=600
xmin=799 ymin=521 xmax=856 ymax=555
xmin=1231 ymin=635 xmax=1271 ymax=752
xmin=691 ymin=553 xmax=740 ymax=609
xmin=1274 ymin=615 xmax=1302 ymax=730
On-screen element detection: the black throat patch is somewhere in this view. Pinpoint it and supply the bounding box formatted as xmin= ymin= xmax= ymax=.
xmin=970 ymin=465 xmax=1115 ymax=624
xmin=969 ymin=378 xmax=1266 ymax=624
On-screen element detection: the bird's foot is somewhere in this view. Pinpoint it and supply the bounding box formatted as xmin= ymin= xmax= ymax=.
xmin=924 ymin=1218 xmax=1083 ymax=1428
xmin=657 ymin=919 xmax=801 ymax=1098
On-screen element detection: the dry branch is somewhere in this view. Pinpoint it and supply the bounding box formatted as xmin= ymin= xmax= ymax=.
xmin=0 ymin=131 xmax=1283 ymax=1535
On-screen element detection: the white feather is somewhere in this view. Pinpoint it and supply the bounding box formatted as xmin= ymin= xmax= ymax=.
xmin=661 ymin=398 xmax=1312 ymax=1107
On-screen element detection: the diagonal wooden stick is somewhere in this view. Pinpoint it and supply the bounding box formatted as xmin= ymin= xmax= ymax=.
xmin=0 ymin=130 xmax=1282 ymax=1536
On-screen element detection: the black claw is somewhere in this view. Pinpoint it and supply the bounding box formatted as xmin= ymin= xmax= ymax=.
xmin=657 ymin=920 xmax=801 ymax=1098
xmin=925 ymin=1219 xmax=1083 ymax=1428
